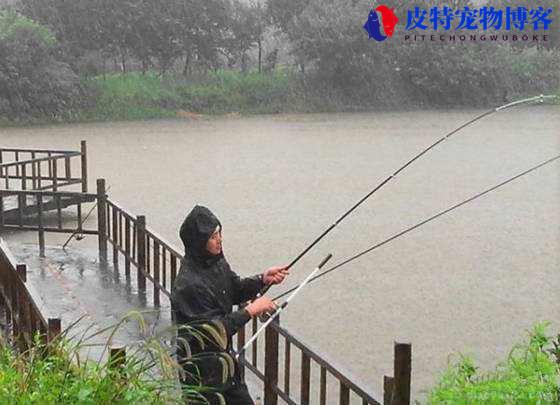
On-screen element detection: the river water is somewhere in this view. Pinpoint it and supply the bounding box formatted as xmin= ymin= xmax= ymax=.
xmin=1 ymin=106 xmax=559 ymax=401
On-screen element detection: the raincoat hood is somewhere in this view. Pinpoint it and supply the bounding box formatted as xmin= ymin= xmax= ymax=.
xmin=180 ymin=205 xmax=223 ymax=266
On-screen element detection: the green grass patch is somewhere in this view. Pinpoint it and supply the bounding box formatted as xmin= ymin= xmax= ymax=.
xmin=427 ymin=322 xmax=560 ymax=404
xmin=79 ymin=69 xmax=294 ymax=121
xmin=0 ymin=312 xmax=219 ymax=404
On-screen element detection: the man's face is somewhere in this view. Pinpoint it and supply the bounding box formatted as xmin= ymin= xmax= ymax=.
xmin=206 ymin=227 xmax=222 ymax=255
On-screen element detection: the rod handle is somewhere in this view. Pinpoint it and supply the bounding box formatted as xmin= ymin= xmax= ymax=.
xmin=318 ymin=253 xmax=333 ymax=269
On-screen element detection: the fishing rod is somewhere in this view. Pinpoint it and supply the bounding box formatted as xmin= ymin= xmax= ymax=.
xmin=236 ymin=254 xmax=332 ymax=358
xmin=62 ymin=185 xmax=112 ymax=249
xmin=272 ymin=153 xmax=560 ymax=301
xmin=258 ymin=94 xmax=557 ymax=297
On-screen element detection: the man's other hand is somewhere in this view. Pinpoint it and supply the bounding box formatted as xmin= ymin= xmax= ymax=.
xmin=245 ymin=296 xmax=277 ymax=317
xmin=263 ymin=266 xmax=289 ymax=285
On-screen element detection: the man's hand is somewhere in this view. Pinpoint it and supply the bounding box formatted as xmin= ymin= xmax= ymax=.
xmin=245 ymin=296 xmax=277 ymax=317
xmin=263 ymin=265 xmax=289 ymax=285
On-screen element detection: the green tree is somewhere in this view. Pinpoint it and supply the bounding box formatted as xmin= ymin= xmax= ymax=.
xmin=0 ymin=9 xmax=83 ymax=120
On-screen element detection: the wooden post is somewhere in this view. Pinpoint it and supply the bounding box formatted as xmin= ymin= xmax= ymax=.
xmin=97 ymin=179 xmax=108 ymax=262
xmin=81 ymin=141 xmax=88 ymax=192
xmin=37 ymin=194 xmax=45 ymax=257
xmin=301 ymin=351 xmax=311 ymax=405
xmin=264 ymin=316 xmax=279 ymax=405
xmin=237 ymin=323 xmax=246 ymax=380
xmin=339 ymin=382 xmax=350 ymax=405
xmin=16 ymin=264 xmax=26 ymax=282
xmin=112 ymin=206 xmax=118 ymax=266
xmin=153 ymin=242 xmax=160 ymax=307
xmin=21 ymin=164 xmax=27 ymax=190
xmin=48 ymin=318 xmax=61 ymax=342
xmin=383 ymin=376 xmax=394 ymax=405
xmin=109 ymin=346 xmax=126 ymax=374
xmin=136 ymin=216 xmax=146 ymax=293
xmin=124 ymin=217 xmax=131 ymax=280
xmin=110 ymin=346 xmax=126 ymax=366
xmin=52 ymin=158 xmax=58 ymax=191
xmin=392 ymin=342 xmax=411 ymax=405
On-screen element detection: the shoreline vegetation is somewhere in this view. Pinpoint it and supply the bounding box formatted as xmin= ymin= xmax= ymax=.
xmin=1 ymin=320 xmax=557 ymax=403
xmin=427 ymin=323 xmax=560 ymax=404
xmin=1 ymin=68 xmax=559 ymax=128
xmin=1 ymin=1 xmax=559 ymax=127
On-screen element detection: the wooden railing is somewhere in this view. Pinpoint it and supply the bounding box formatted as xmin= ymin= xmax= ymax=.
xmin=0 ymin=189 xmax=96 ymax=256
xmin=95 ymin=178 xmax=410 ymax=404
xmin=0 ymin=237 xmax=61 ymax=350
xmin=0 ymin=138 xmax=412 ymax=404
xmin=0 ymin=142 xmax=88 ymax=192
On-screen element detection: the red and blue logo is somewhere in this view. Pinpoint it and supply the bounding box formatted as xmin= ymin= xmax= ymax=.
xmin=363 ymin=5 xmax=399 ymax=41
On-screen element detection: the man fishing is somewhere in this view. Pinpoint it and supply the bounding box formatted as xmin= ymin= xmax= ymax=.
xmin=171 ymin=205 xmax=289 ymax=405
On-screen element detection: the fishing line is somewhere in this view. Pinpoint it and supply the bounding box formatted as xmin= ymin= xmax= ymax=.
xmin=259 ymin=94 xmax=557 ymax=297
xmin=272 ymin=153 xmax=560 ymax=301
xmin=62 ymin=185 xmax=112 ymax=249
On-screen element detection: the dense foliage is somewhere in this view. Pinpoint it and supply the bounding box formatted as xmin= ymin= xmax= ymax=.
xmin=428 ymin=323 xmax=560 ymax=404
xmin=0 ymin=0 xmax=558 ymax=122
xmin=0 ymin=312 xmax=222 ymax=404
xmin=0 ymin=9 xmax=84 ymax=121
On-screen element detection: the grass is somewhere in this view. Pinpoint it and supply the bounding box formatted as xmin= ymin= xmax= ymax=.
xmin=427 ymin=322 xmax=560 ymax=404
xmin=0 ymin=312 xmax=222 ymax=404
xmin=79 ymin=68 xmax=294 ymax=122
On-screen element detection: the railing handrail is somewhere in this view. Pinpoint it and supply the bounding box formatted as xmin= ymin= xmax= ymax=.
xmin=102 ymin=194 xmax=385 ymax=404
xmin=273 ymin=322 xmax=381 ymax=403
xmin=0 ymin=152 xmax=81 ymax=168
xmin=0 ymin=147 xmax=79 ymax=154
xmin=0 ymin=189 xmax=97 ymax=199
xmin=144 ymin=228 xmax=184 ymax=263
xmin=0 ymin=237 xmax=49 ymax=334
xmin=0 ymin=236 xmax=20 ymax=268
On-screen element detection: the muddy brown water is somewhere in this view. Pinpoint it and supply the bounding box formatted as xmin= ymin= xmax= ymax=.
xmin=1 ymin=106 xmax=559 ymax=401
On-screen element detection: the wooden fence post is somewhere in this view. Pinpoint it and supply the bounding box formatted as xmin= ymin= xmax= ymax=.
xmin=392 ymin=342 xmax=411 ymax=405
xmin=80 ymin=141 xmax=88 ymax=193
xmin=264 ymin=316 xmax=280 ymax=405
xmin=97 ymin=179 xmax=108 ymax=262
xmin=37 ymin=194 xmax=45 ymax=257
xmin=16 ymin=264 xmax=26 ymax=282
xmin=383 ymin=375 xmax=394 ymax=405
xmin=136 ymin=216 xmax=146 ymax=293
xmin=110 ymin=346 xmax=126 ymax=369
xmin=112 ymin=205 xmax=118 ymax=266
xmin=48 ymin=318 xmax=61 ymax=342
xmin=237 ymin=322 xmax=246 ymax=380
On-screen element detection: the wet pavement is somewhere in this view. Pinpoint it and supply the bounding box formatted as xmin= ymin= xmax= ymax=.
xmin=7 ymin=240 xmax=172 ymax=356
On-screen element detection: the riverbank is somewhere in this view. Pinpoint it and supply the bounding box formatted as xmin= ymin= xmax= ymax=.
xmin=2 ymin=69 xmax=558 ymax=128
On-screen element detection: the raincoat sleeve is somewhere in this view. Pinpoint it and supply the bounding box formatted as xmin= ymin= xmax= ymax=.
xmin=175 ymin=283 xmax=251 ymax=338
xmin=229 ymin=270 xmax=265 ymax=305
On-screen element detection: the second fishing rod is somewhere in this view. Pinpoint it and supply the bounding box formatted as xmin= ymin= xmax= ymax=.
xmin=257 ymin=94 xmax=556 ymax=298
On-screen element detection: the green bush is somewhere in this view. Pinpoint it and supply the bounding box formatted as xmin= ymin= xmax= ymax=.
xmin=0 ymin=8 xmax=85 ymax=122
xmin=0 ymin=312 xmax=219 ymax=404
xmin=79 ymin=69 xmax=293 ymax=121
xmin=427 ymin=323 xmax=560 ymax=404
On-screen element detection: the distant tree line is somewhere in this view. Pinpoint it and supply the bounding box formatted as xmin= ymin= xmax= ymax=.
xmin=0 ymin=0 xmax=558 ymax=121
xmin=16 ymin=0 xmax=272 ymax=75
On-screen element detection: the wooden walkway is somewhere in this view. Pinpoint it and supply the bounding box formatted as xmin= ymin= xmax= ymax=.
xmin=0 ymin=142 xmax=411 ymax=405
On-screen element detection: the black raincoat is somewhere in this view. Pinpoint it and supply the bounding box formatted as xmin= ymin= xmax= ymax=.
xmin=171 ymin=205 xmax=264 ymax=404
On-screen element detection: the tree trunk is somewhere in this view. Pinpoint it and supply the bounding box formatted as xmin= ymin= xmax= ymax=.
xmin=183 ymin=53 xmax=191 ymax=77
xmin=121 ymin=51 xmax=127 ymax=74
xmin=258 ymin=38 xmax=262 ymax=74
